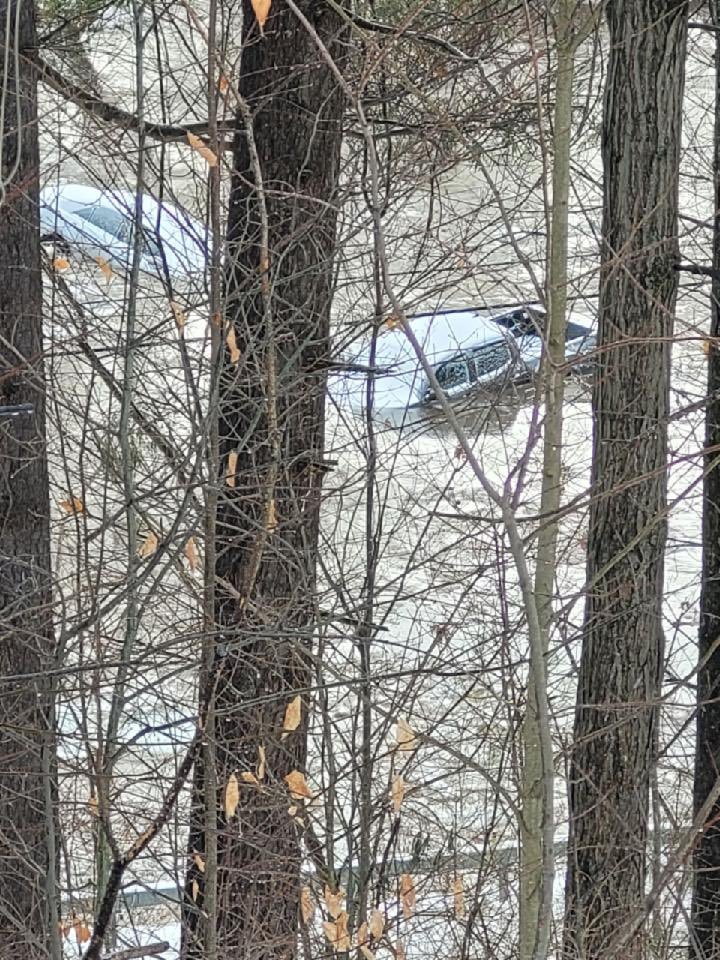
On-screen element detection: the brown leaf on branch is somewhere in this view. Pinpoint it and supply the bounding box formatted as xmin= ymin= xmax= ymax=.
xmin=400 ymin=873 xmax=416 ymax=919
xmin=224 ymin=772 xmax=239 ymax=818
xmin=186 ymin=131 xmax=218 ymax=167
xmin=282 ymin=695 xmax=302 ymax=739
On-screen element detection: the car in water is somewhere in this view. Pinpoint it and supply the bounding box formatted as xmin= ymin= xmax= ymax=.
xmin=341 ymin=303 xmax=596 ymax=422
xmin=39 ymin=182 xmax=208 ymax=281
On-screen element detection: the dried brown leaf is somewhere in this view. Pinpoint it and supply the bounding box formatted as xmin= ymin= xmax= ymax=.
xmin=400 ymin=873 xmax=416 ymax=919
xmin=191 ymin=878 xmax=200 ymax=901
xmin=193 ymin=852 xmax=206 ymax=874
xmin=60 ymin=496 xmax=84 ymax=514
xmin=391 ymin=774 xmax=405 ymax=814
xmin=257 ymin=744 xmax=266 ymax=781
xmin=138 ymin=530 xmax=158 ymax=559
xmin=226 ymin=450 xmax=238 ymax=487
xmin=251 ymin=0 xmax=271 ymax=29
xmin=396 ymin=717 xmax=417 ymax=753
xmin=74 ymin=921 xmax=91 ymax=944
xmin=95 ymin=256 xmax=113 ymax=282
xmin=186 ymin=131 xmax=218 ymax=167
xmin=240 ymin=771 xmax=260 ymax=786
xmin=225 ymin=772 xmax=240 ymax=818
xmin=453 ymin=875 xmax=464 ymax=919
xmin=300 ymin=885 xmax=314 ymax=924
xmin=282 ymin=695 xmax=302 ymax=739
xmin=226 ymin=325 xmax=241 ymax=364
xmin=323 ymin=884 xmax=344 ymax=920
xmin=185 ymin=536 xmax=199 ymax=571
xmin=285 ymin=769 xmax=313 ymax=800
xmin=369 ymin=909 xmax=384 ymax=940
xmin=53 ymin=256 xmax=70 ymax=271
xmin=171 ymin=300 xmax=187 ymax=331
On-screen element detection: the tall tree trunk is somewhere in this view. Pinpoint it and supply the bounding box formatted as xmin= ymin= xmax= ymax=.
xmin=0 ymin=1 xmax=57 ymax=956
xmin=691 ymin=1 xmax=720 ymax=955
xmin=519 ymin=7 xmax=574 ymax=956
xmin=563 ymin=3 xmax=688 ymax=960
xmin=182 ymin=3 xmax=347 ymax=958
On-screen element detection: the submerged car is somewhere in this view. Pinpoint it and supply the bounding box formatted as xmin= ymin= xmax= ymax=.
xmin=40 ymin=182 xmax=208 ymax=281
xmin=342 ymin=303 xmax=596 ymax=420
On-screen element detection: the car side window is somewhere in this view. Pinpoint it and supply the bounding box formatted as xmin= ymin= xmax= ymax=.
xmin=75 ymin=205 xmax=131 ymax=242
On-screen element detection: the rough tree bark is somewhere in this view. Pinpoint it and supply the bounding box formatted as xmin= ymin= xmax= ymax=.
xmin=182 ymin=2 xmax=348 ymax=958
xmin=0 ymin=0 xmax=57 ymax=957
xmin=691 ymin=1 xmax=720 ymax=955
xmin=563 ymin=3 xmax=688 ymax=960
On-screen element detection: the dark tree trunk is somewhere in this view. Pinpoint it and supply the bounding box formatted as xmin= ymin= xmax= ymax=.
xmin=692 ymin=2 xmax=720 ymax=956
xmin=182 ymin=3 xmax=347 ymax=958
xmin=0 ymin=1 xmax=56 ymax=957
xmin=563 ymin=3 xmax=688 ymax=960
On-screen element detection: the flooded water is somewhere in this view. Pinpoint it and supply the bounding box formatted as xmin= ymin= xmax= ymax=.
xmin=37 ymin=10 xmax=720 ymax=957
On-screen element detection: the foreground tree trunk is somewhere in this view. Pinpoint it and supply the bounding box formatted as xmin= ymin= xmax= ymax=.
xmin=182 ymin=3 xmax=347 ymax=958
xmin=692 ymin=2 xmax=720 ymax=955
xmin=563 ymin=3 xmax=688 ymax=960
xmin=0 ymin=1 xmax=57 ymax=956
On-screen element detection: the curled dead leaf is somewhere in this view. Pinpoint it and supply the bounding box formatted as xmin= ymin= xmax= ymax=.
xmin=171 ymin=301 xmax=187 ymax=331
xmin=226 ymin=325 xmax=241 ymax=364
xmin=218 ymin=73 xmax=230 ymax=94
xmin=384 ymin=313 xmax=404 ymax=331
xmin=95 ymin=256 xmax=113 ymax=282
xmin=324 ymin=884 xmax=344 ymax=920
xmin=251 ymin=0 xmax=271 ymax=29
xmin=185 ymin=536 xmax=199 ymax=571
xmin=282 ymin=694 xmax=302 ymax=739
xmin=73 ymin=920 xmax=91 ymax=944
xmin=400 ymin=873 xmax=416 ymax=919
xmin=138 ymin=530 xmax=159 ymax=559
xmin=191 ymin=878 xmax=200 ymax=901
xmin=257 ymin=744 xmax=266 ymax=781
xmin=396 ymin=717 xmax=417 ymax=753
xmin=391 ymin=774 xmax=405 ymax=814
xmin=226 ymin=450 xmax=238 ymax=488
xmin=240 ymin=771 xmax=260 ymax=786
xmin=285 ymin=769 xmax=313 ymax=800
xmin=224 ymin=772 xmax=240 ymax=818
xmin=300 ymin=885 xmax=314 ymax=924
xmin=53 ymin=256 xmax=70 ymax=271
xmin=453 ymin=875 xmax=465 ymax=919
xmin=60 ymin=496 xmax=84 ymax=514
xmin=193 ymin=852 xmax=206 ymax=874
xmin=186 ymin=131 xmax=218 ymax=168
xmin=369 ymin=909 xmax=384 ymax=940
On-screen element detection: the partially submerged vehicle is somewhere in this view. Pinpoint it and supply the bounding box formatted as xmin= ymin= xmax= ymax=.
xmin=40 ymin=182 xmax=207 ymax=281
xmin=341 ymin=303 xmax=596 ymax=423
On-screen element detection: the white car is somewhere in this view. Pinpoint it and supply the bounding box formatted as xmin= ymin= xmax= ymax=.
xmin=339 ymin=304 xmax=596 ymax=420
xmin=40 ymin=182 xmax=208 ymax=281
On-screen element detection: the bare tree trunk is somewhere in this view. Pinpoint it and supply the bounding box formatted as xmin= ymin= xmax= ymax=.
xmin=563 ymin=3 xmax=688 ymax=960
xmin=691 ymin=1 xmax=720 ymax=956
xmin=519 ymin=7 xmax=574 ymax=955
xmin=0 ymin=1 xmax=57 ymax=957
xmin=182 ymin=3 xmax=347 ymax=958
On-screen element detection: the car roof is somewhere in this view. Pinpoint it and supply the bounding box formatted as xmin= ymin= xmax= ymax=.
xmin=42 ymin=181 xmax=203 ymax=237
